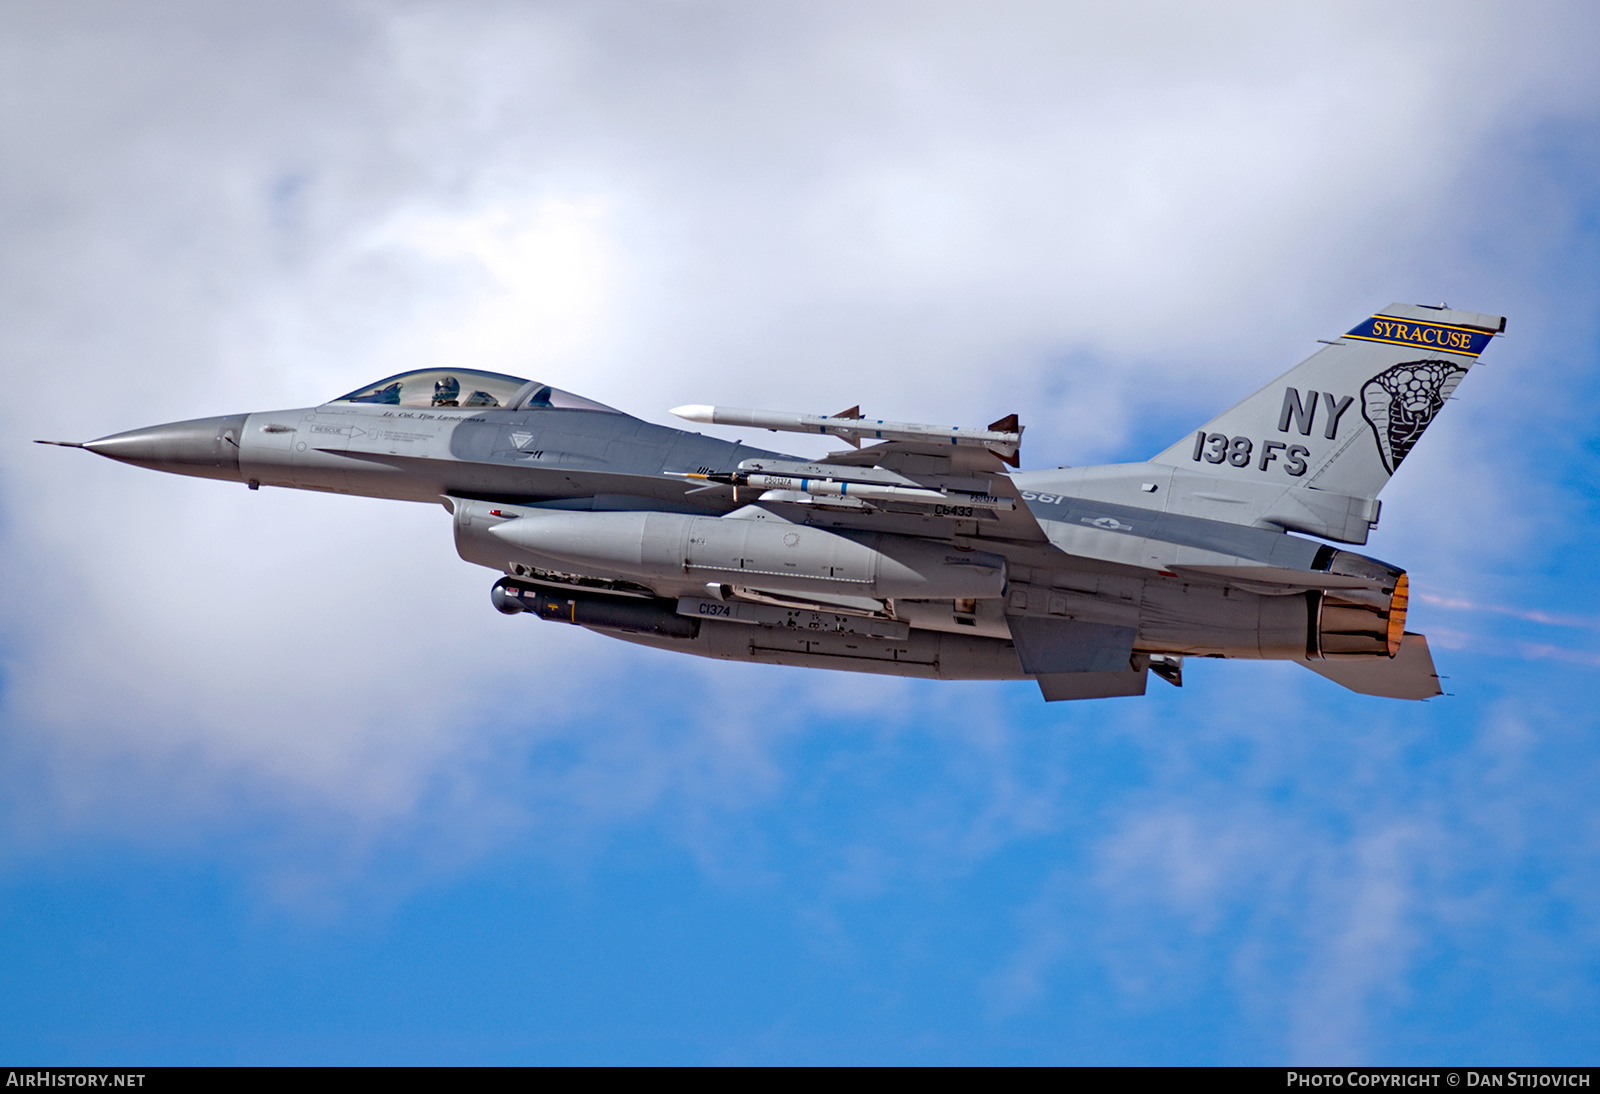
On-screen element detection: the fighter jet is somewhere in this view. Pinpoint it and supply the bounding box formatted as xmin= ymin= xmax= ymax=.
xmin=43 ymin=302 xmax=1503 ymax=701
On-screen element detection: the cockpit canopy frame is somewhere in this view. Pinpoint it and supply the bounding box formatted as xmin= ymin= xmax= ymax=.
xmin=329 ymin=369 xmax=619 ymax=414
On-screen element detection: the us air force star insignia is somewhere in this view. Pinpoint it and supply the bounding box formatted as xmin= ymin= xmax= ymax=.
xmin=1361 ymin=360 xmax=1468 ymax=473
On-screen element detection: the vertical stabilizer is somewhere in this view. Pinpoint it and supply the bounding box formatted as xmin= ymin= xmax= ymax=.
xmin=1152 ymin=304 xmax=1505 ymax=502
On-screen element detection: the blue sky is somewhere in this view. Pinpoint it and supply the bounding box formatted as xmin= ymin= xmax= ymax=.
xmin=1 ymin=0 xmax=1598 ymax=1064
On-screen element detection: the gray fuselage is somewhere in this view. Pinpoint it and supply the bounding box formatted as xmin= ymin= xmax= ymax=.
xmin=78 ymin=395 xmax=1405 ymax=696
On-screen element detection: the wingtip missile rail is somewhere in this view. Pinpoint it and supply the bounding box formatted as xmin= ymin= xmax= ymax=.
xmin=669 ymin=405 xmax=1023 ymax=463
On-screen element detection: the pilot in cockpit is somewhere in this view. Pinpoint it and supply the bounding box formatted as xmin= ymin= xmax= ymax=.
xmin=432 ymin=376 xmax=461 ymax=407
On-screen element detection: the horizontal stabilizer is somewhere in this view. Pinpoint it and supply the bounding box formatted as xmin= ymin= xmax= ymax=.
xmin=1168 ymin=564 xmax=1395 ymax=593
xmin=1299 ymin=632 xmax=1441 ymax=699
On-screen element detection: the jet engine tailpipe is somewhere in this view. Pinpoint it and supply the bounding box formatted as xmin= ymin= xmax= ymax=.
xmin=1310 ymin=573 xmax=1409 ymax=659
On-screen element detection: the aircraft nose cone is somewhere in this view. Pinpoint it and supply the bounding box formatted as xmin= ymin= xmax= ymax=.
xmin=82 ymin=414 xmax=250 ymax=481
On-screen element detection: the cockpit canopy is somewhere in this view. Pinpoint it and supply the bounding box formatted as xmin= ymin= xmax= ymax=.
xmin=330 ymin=368 xmax=620 ymax=413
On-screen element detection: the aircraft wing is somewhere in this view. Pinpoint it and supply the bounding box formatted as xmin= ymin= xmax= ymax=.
xmin=672 ymin=405 xmax=1050 ymax=544
xmin=815 ymin=440 xmax=1050 ymax=544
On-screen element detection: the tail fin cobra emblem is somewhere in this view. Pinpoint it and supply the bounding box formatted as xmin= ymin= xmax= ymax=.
xmin=1361 ymin=360 xmax=1467 ymax=473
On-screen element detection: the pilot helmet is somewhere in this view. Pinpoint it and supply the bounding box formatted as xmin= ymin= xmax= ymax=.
xmin=432 ymin=376 xmax=461 ymax=406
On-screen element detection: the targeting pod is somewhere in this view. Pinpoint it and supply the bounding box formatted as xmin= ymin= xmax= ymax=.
xmin=491 ymin=578 xmax=699 ymax=639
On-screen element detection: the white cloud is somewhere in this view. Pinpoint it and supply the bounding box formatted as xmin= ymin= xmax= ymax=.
xmin=978 ymin=664 xmax=1600 ymax=1061
xmin=1 ymin=0 xmax=1597 ymax=916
